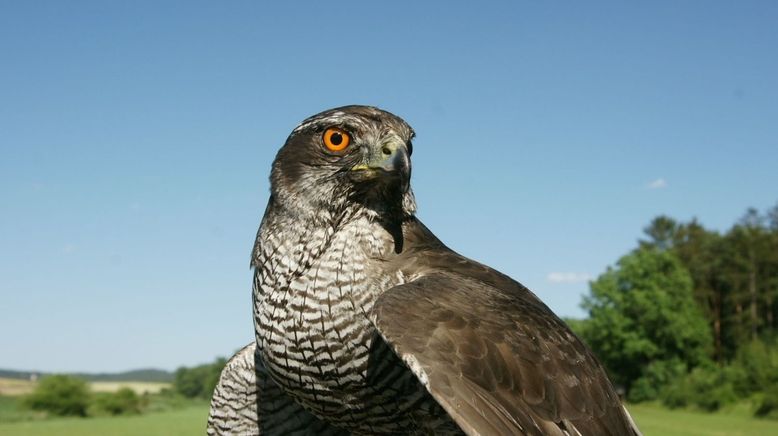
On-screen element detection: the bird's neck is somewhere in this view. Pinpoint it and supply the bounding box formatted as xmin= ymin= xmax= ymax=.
xmin=251 ymin=199 xmax=403 ymax=311
xmin=251 ymin=197 xmax=408 ymax=268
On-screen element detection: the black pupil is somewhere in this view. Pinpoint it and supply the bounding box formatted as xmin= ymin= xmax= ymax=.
xmin=330 ymin=132 xmax=342 ymax=145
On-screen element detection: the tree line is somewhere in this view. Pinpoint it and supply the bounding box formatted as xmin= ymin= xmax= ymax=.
xmin=571 ymin=202 xmax=778 ymax=415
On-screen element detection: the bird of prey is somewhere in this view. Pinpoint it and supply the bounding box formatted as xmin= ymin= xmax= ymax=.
xmin=207 ymin=106 xmax=641 ymax=435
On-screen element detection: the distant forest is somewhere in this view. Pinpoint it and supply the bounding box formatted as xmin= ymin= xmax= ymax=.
xmin=569 ymin=202 xmax=778 ymax=415
xmin=0 ymin=368 xmax=173 ymax=383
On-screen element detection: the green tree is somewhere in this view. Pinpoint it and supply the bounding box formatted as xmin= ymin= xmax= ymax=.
xmin=640 ymin=215 xmax=679 ymax=251
xmin=672 ymin=220 xmax=727 ymax=361
xmin=24 ymin=375 xmax=90 ymax=417
xmin=174 ymin=357 xmax=227 ymax=399
xmin=580 ymin=247 xmax=712 ymax=399
xmin=759 ymin=204 xmax=778 ymax=333
xmin=717 ymin=210 xmax=773 ymax=351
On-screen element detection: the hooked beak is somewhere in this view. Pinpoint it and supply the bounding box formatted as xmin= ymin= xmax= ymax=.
xmin=350 ymin=141 xmax=410 ymax=182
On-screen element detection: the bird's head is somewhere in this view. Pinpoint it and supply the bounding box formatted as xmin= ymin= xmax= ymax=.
xmin=270 ymin=105 xmax=416 ymax=221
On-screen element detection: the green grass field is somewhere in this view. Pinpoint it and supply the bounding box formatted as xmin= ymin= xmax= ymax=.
xmin=630 ymin=403 xmax=778 ymax=436
xmin=0 ymin=406 xmax=206 ymax=436
xmin=1 ymin=401 xmax=777 ymax=435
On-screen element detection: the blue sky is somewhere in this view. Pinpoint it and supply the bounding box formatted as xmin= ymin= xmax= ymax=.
xmin=1 ymin=1 xmax=777 ymax=372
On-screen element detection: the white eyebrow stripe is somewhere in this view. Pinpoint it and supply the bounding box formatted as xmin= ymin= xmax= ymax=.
xmin=292 ymin=112 xmax=350 ymax=133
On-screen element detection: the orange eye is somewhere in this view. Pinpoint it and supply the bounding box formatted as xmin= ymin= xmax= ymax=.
xmin=323 ymin=127 xmax=350 ymax=152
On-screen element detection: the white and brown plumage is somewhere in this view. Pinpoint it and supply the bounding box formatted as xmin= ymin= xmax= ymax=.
xmin=207 ymin=106 xmax=641 ymax=435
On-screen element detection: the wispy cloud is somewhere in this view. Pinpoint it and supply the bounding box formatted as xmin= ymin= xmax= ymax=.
xmin=646 ymin=178 xmax=667 ymax=189
xmin=62 ymin=244 xmax=77 ymax=254
xmin=547 ymin=272 xmax=592 ymax=284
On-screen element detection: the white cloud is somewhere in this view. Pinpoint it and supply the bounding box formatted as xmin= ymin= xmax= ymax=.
xmin=547 ymin=272 xmax=592 ymax=284
xmin=647 ymin=178 xmax=667 ymax=189
xmin=62 ymin=244 xmax=77 ymax=254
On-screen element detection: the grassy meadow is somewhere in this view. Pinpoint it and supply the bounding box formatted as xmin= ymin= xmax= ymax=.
xmin=630 ymin=403 xmax=778 ymax=436
xmin=0 ymin=405 xmax=206 ymax=436
xmin=2 ymin=398 xmax=778 ymax=435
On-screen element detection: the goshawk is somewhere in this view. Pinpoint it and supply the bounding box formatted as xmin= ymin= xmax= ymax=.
xmin=207 ymin=106 xmax=640 ymax=436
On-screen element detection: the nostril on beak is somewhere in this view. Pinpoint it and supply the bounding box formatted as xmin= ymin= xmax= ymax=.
xmin=381 ymin=146 xmax=392 ymax=156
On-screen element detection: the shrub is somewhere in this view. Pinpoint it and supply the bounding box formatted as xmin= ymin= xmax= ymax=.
xmin=660 ymin=377 xmax=690 ymax=409
xmin=90 ymin=388 xmax=144 ymax=416
xmin=628 ymin=359 xmax=686 ymax=403
xmin=732 ymin=339 xmax=778 ymax=397
xmin=755 ymin=385 xmax=778 ymax=419
xmin=24 ymin=375 xmax=90 ymax=417
xmin=695 ymin=379 xmax=737 ymax=412
xmin=659 ymin=365 xmax=737 ymax=412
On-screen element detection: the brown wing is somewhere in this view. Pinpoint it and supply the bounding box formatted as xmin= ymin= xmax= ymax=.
xmin=370 ymin=272 xmax=640 ymax=436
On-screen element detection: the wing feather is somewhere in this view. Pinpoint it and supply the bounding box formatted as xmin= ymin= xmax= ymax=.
xmin=371 ymin=271 xmax=640 ymax=436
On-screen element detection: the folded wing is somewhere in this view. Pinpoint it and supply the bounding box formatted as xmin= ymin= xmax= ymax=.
xmin=371 ymin=272 xmax=640 ymax=436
